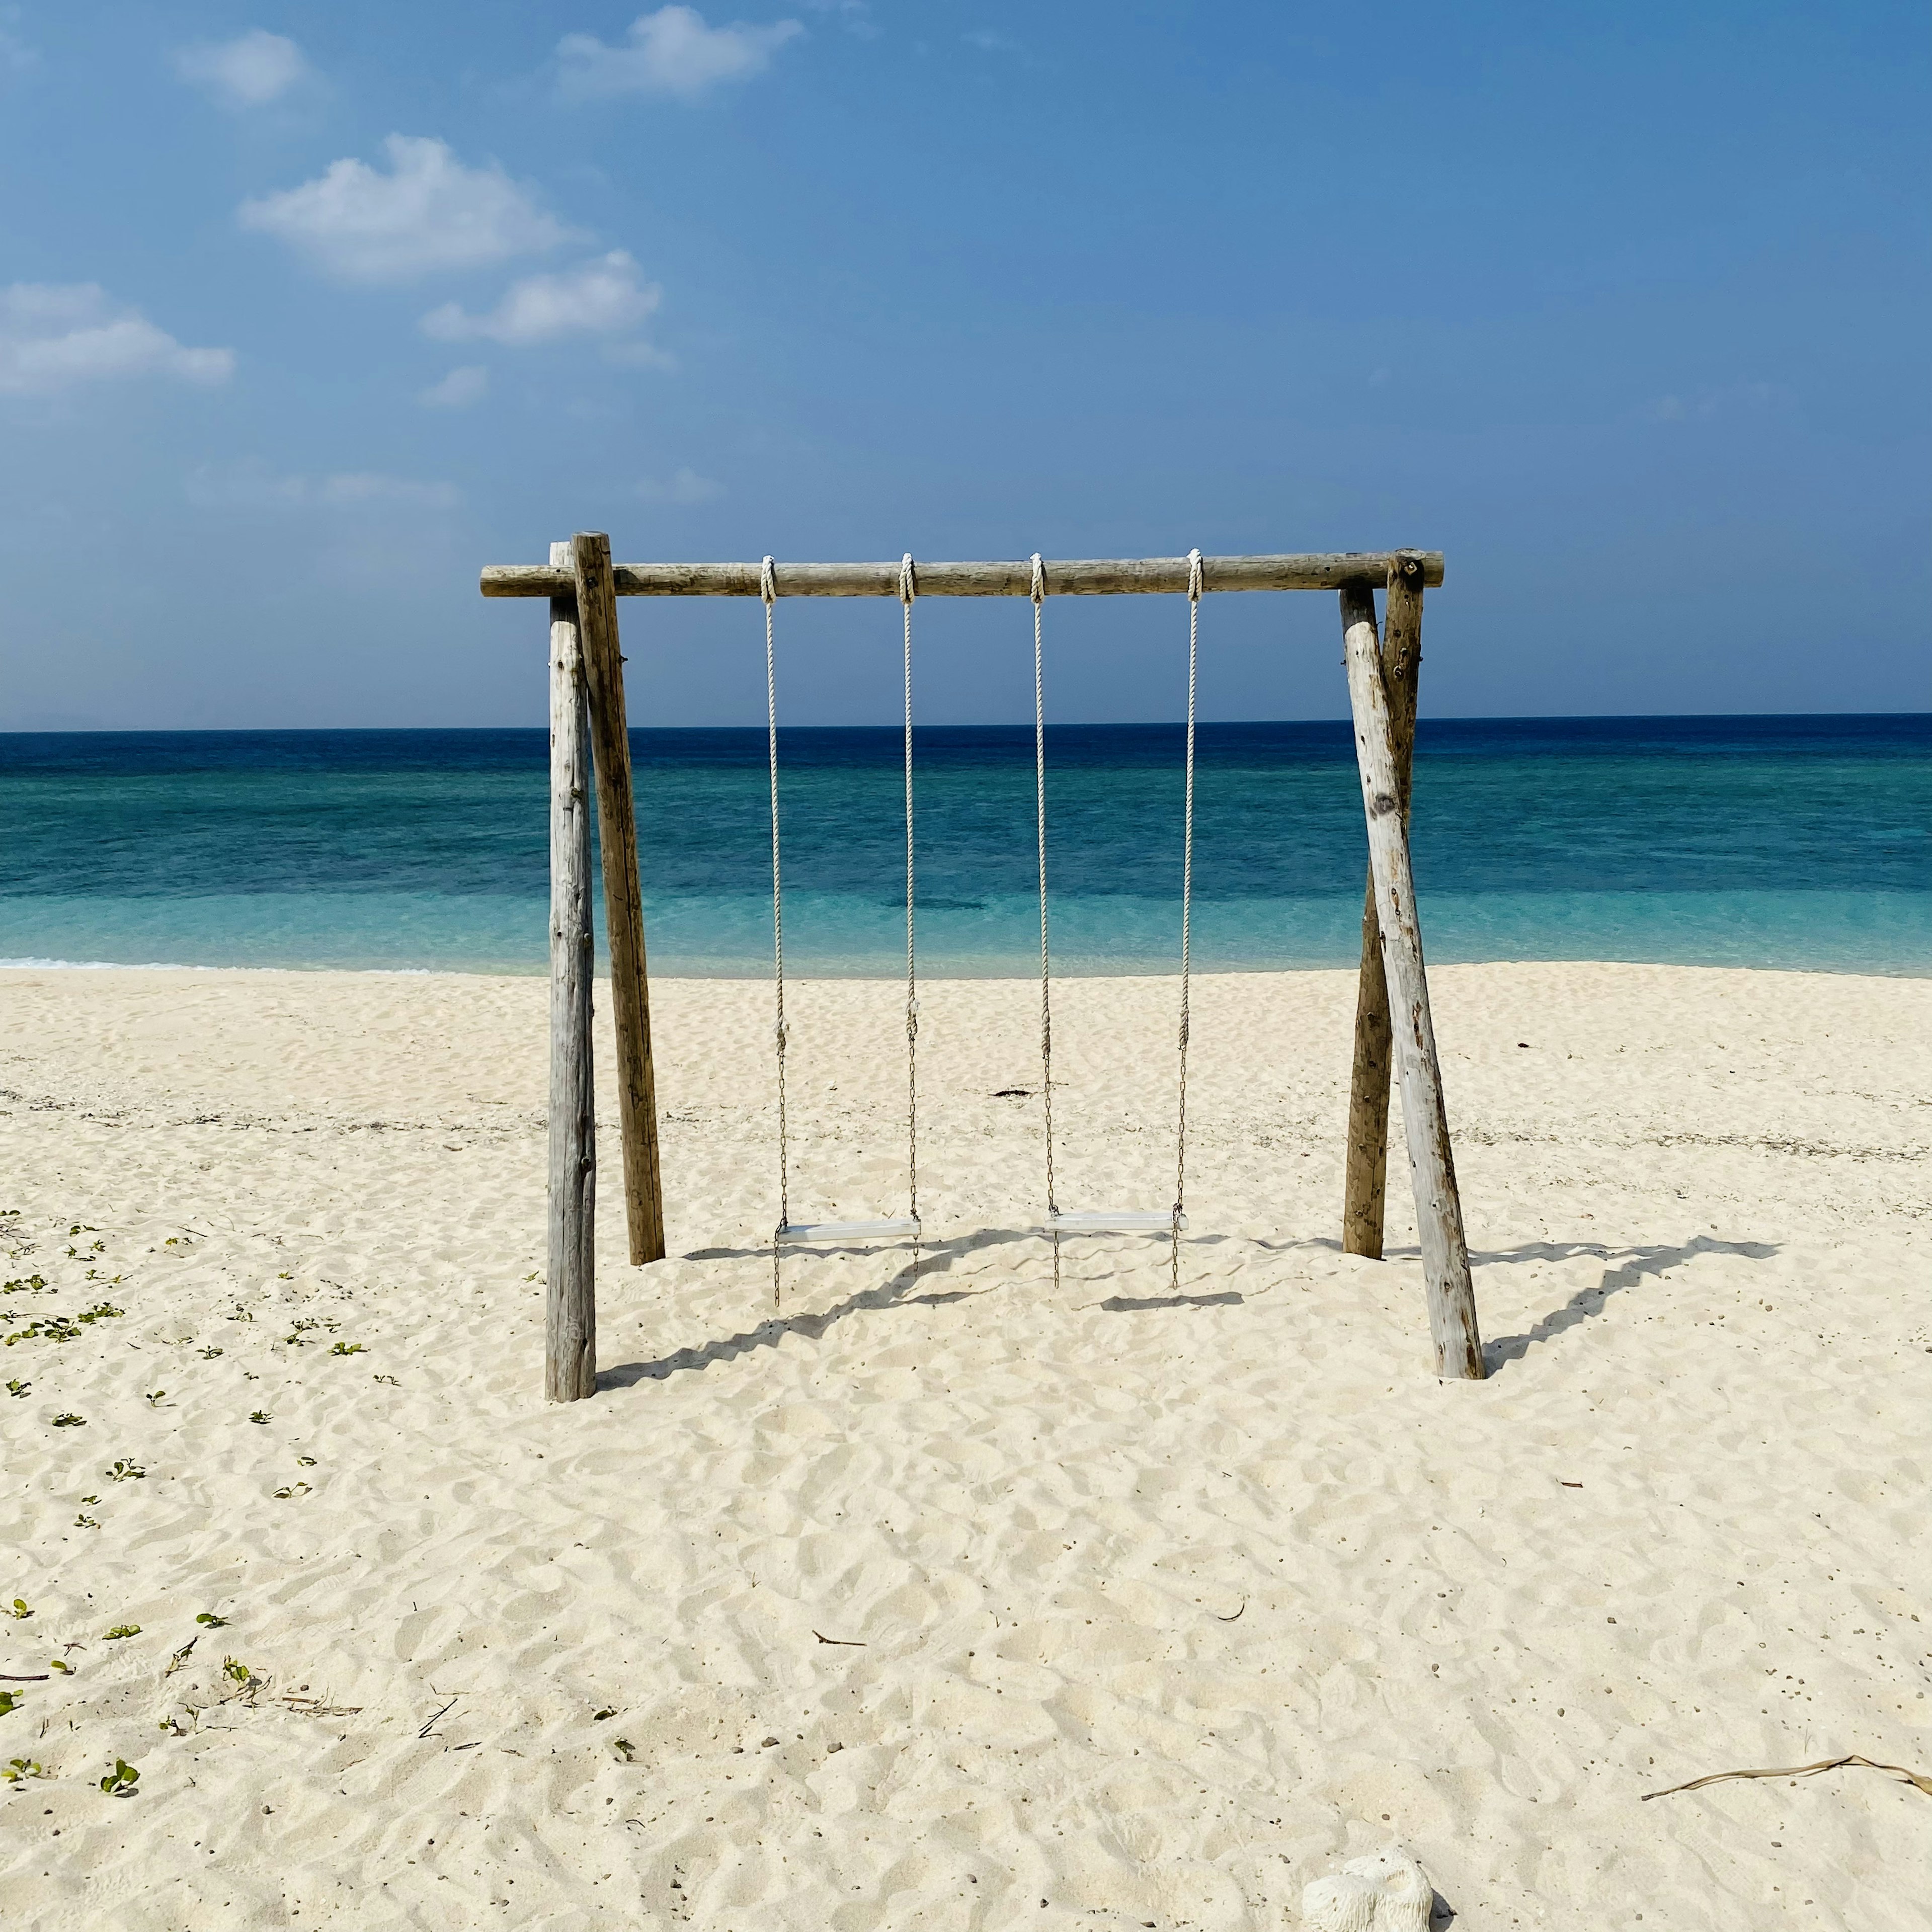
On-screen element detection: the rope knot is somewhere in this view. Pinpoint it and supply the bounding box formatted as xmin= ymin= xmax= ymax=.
xmin=1030 ymin=552 xmax=1045 ymax=605
xmin=1186 ymin=548 xmax=1203 ymax=602
xmin=899 ymin=552 xmax=917 ymax=604
xmin=761 ymin=555 xmax=776 ymax=606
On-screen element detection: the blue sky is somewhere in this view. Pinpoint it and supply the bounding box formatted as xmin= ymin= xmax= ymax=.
xmin=1 ymin=2 xmax=1926 ymax=729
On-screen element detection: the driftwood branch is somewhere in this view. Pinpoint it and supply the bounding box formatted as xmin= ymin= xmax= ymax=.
xmin=1642 ymin=1754 xmax=1932 ymax=1802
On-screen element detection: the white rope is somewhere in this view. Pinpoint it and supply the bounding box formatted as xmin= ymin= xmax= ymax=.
xmin=1173 ymin=548 xmax=1201 ymax=1291
xmin=900 ymin=554 xmax=920 ymax=1275
xmin=1031 ymin=553 xmax=1059 ymax=1292
xmin=763 ymin=556 xmax=787 ymax=1309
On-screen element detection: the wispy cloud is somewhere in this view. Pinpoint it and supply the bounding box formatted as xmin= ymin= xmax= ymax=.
xmin=175 ymin=29 xmax=312 ymax=108
xmin=1644 ymin=382 xmax=1783 ymax=423
xmin=804 ymin=0 xmax=877 ymax=39
xmin=557 ymin=6 xmax=803 ymax=99
xmin=419 ymin=365 xmax=490 ymax=409
xmin=240 ymin=136 xmax=573 ymax=283
xmin=0 ymin=6 xmax=39 ymax=76
xmin=186 ymin=459 xmax=461 ymax=510
xmin=421 ymin=252 xmax=662 ymax=348
xmin=0 ymin=283 xmax=233 ymax=396
xmin=962 ymin=29 xmax=1018 ymax=53
xmin=636 ymin=467 xmax=723 ymax=504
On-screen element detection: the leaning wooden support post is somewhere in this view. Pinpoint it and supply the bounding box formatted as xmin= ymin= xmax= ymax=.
xmin=547 ymin=540 xmax=597 ymax=1401
xmin=1340 ymin=584 xmax=1484 ymax=1380
xmin=1342 ymin=553 xmax=1426 ymax=1257
xmin=572 ymin=530 xmax=667 ymax=1266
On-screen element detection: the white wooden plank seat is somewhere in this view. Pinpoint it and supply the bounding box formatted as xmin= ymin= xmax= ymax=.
xmin=777 ymin=1218 xmax=921 ymax=1245
xmin=1042 ymin=1211 xmax=1187 ymax=1234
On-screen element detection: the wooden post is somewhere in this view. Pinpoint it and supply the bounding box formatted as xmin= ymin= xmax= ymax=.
xmin=1342 ymin=554 xmax=1426 ymax=1257
xmin=1340 ymin=584 xmax=1484 ymax=1380
xmin=572 ymin=530 xmax=666 ymax=1266
xmin=547 ymin=541 xmax=597 ymax=1401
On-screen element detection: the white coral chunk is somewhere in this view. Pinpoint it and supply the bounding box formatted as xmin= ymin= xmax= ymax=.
xmin=1301 ymin=1845 xmax=1434 ymax=1931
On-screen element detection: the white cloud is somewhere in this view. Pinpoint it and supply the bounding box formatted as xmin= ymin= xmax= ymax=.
xmin=239 ymin=135 xmax=573 ymax=283
xmin=421 ymin=252 xmax=661 ymax=347
xmin=804 ymin=0 xmax=876 ymax=39
xmin=419 ymin=365 xmax=490 ymax=409
xmin=314 ymin=472 xmax=462 ymax=507
xmin=175 ymin=29 xmax=311 ymax=107
xmin=636 ymin=467 xmax=723 ymax=504
xmin=1644 ymin=382 xmax=1782 ymax=424
xmin=1 ymin=19 xmax=39 ymax=75
xmin=186 ymin=459 xmax=461 ymax=510
xmin=0 ymin=283 xmax=234 ymax=396
xmin=963 ymin=29 xmax=1017 ymax=52
xmin=603 ymin=338 xmax=678 ymax=371
xmin=557 ymin=6 xmax=803 ymax=99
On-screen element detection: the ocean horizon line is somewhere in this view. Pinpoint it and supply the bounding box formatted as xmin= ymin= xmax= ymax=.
xmin=3 ymin=709 xmax=1929 ymax=738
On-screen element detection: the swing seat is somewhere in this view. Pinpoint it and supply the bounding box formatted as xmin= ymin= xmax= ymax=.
xmin=1043 ymin=1210 xmax=1187 ymax=1235
xmin=778 ymin=1217 xmax=921 ymax=1245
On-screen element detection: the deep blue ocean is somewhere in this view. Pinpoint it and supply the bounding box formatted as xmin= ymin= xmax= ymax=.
xmin=2 ymin=717 xmax=1927 ymax=976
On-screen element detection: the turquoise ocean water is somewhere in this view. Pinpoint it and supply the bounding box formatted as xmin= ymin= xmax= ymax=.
xmin=1 ymin=718 xmax=1927 ymax=976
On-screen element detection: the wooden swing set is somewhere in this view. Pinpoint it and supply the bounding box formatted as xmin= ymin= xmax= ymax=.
xmin=478 ymin=538 xmax=1485 ymax=1400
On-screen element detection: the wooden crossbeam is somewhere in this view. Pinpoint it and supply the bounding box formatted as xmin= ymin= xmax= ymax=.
xmin=480 ymin=551 xmax=1444 ymax=601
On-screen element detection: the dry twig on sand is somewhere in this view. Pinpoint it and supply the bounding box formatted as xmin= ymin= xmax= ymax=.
xmin=1643 ymin=1754 xmax=1932 ymax=1802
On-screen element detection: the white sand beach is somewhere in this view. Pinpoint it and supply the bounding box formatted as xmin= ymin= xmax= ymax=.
xmin=1 ymin=960 xmax=1927 ymax=1930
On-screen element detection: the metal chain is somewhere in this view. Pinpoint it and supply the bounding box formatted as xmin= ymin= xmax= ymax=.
xmin=1031 ymin=553 xmax=1060 ymax=1293
xmin=1173 ymin=549 xmax=1200 ymax=1292
xmin=900 ymin=554 xmax=920 ymax=1277
xmin=764 ymin=556 xmax=787 ymax=1310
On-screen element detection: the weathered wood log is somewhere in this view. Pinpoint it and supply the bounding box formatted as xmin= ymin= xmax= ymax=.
xmin=572 ymin=530 xmax=666 ymax=1268
xmin=481 ymin=551 xmax=1444 ymax=601
xmin=547 ymin=540 xmax=597 ymax=1402
xmin=1341 ymin=553 xmax=1427 ymax=1258
xmin=1340 ymin=584 xmax=1484 ymax=1381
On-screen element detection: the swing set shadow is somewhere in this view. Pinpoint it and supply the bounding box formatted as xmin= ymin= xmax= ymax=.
xmin=600 ymin=1223 xmax=1256 ymax=1390
xmin=600 ymin=1225 xmax=1770 ymax=1392
xmin=482 ymin=539 xmax=1487 ymax=1398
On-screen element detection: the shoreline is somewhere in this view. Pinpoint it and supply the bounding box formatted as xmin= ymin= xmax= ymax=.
xmin=6 ymin=953 xmax=1932 ymax=981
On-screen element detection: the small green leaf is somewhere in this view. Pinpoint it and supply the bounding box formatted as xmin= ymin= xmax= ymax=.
xmin=104 ymin=1624 xmax=141 ymax=1641
xmin=0 ymin=1690 xmax=21 ymax=1716
xmin=52 ymin=1412 xmax=85 ymax=1426
xmin=99 ymin=1756 xmax=140 ymax=1795
xmin=249 ymin=1410 xmax=270 ymax=1425
xmin=195 ymin=1612 xmax=230 ymax=1628
xmin=48 ymin=1658 xmax=71 ymax=1674
xmin=7 ymin=1598 xmax=29 ymax=1619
